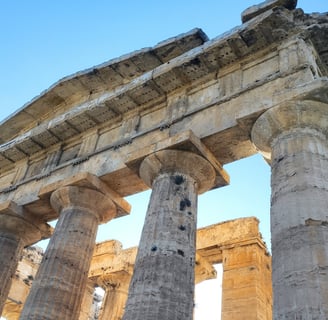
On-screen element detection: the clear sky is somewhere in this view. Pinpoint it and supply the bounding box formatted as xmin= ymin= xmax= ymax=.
xmin=0 ymin=1 xmax=326 ymax=319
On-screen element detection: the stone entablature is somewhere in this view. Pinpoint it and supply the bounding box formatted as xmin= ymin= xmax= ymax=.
xmin=0 ymin=6 xmax=327 ymax=211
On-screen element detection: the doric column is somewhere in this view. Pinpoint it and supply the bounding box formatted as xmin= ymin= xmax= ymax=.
xmin=20 ymin=186 xmax=117 ymax=320
xmin=98 ymin=272 xmax=131 ymax=320
xmin=123 ymin=150 xmax=216 ymax=320
xmin=221 ymin=243 xmax=272 ymax=320
xmin=0 ymin=201 xmax=50 ymax=317
xmin=252 ymin=100 xmax=328 ymax=318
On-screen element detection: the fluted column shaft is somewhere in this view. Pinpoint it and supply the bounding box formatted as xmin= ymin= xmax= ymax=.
xmin=252 ymin=100 xmax=328 ymax=319
xmin=20 ymin=186 xmax=116 ymax=320
xmin=0 ymin=233 xmax=24 ymax=316
xmin=123 ymin=150 xmax=216 ymax=320
xmin=0 ymin=202 xmax=45 ymax=317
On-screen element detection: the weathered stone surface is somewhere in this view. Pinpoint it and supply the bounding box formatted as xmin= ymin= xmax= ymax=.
xmin=4 ymin=218 xmax=271 ymax=320
xmin=0 ymin=28 xmax=208 ymax=145
xmin=0 ymin=2 xmax=327 ymax=319
xmin=241 ymin=0 xmax=297 ymax=23
xmin=1 ymin=7 xmax=327 ymax=206
xmin=19 ymin=186 xmax=117 ymax=320
xmin=252 ymin=101 xmax=328 ymax=318
xmin=123 ymin=150 xmax=216 ymax=320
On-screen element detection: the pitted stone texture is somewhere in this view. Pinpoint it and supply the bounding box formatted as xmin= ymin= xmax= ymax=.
xmin=123 ymin=172 xmax=198 ymax=320
xmin=124 ymin=151 xmax=215 ymax=320
xmin=123 ymin=150 xmax=215 ymax=320
xmin=252 ymin=101 xmax=328 ymax=319
xmin=20 ymin=187 xmax=115 ymax=320
xmin=139 ymin=149 xmax=216 ymax=194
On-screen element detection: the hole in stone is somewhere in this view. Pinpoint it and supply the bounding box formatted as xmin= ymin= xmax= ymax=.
xmin=174 ymin=175 xmax=184 ymax=185
xmin=151 ymin=245 xmax=157 ymax=252
xmin=177 ymin=249 xmax=185 ymax=257
xmin=180 ymin=198 xmax=191 ymax=211
xmin=277 ymin=156 xmax=284 ymax=163
xmin=179 ymin=225 xmax=186 ymax=231
xmin=188 ymin=211 xmax=192 ymax=216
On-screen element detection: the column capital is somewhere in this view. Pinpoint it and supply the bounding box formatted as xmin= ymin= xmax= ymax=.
xmin=0 ymin=201 xmax=52 ymax=245
xmin=50 ymin=186 xmax=116 ymax=224
xmin=139 ymin=149 xmax=216 ymax=194
xmin=251 ymin=100 xmax=328 ymax=159
xmin=97 ymin=272 xmax=131 ymax=291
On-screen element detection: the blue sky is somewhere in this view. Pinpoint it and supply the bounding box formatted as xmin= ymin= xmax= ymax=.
xmin=0 ymin=1 xmax=326 ymax=319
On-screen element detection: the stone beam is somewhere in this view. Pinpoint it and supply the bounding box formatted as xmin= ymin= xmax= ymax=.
xmin=0 ymin=35 xmax=326 ymax=210
xmin=196 ymin=216 xmax=267 ymax=263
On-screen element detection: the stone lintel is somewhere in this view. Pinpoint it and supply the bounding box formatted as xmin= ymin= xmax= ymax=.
xmin=125 ymin=130 xmax=230 ymax=190
xmin=0 ymin=201 xmax=53 ymax=245
xmin=89 ymin=243 xmax=137 ymax=280
xmin=39 ymin=172 xmax=131 ymax=220
xmin=241 ymin=0 xmax=297 ymax=23
xmin=196 ymin=217 xmax=268 ymax=264
xmin=197 ymin=217 xmax=261 ymax=248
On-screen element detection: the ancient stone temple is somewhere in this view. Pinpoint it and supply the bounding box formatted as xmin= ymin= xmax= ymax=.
xmin=0 ymin=0 xmax=327 ymax=319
